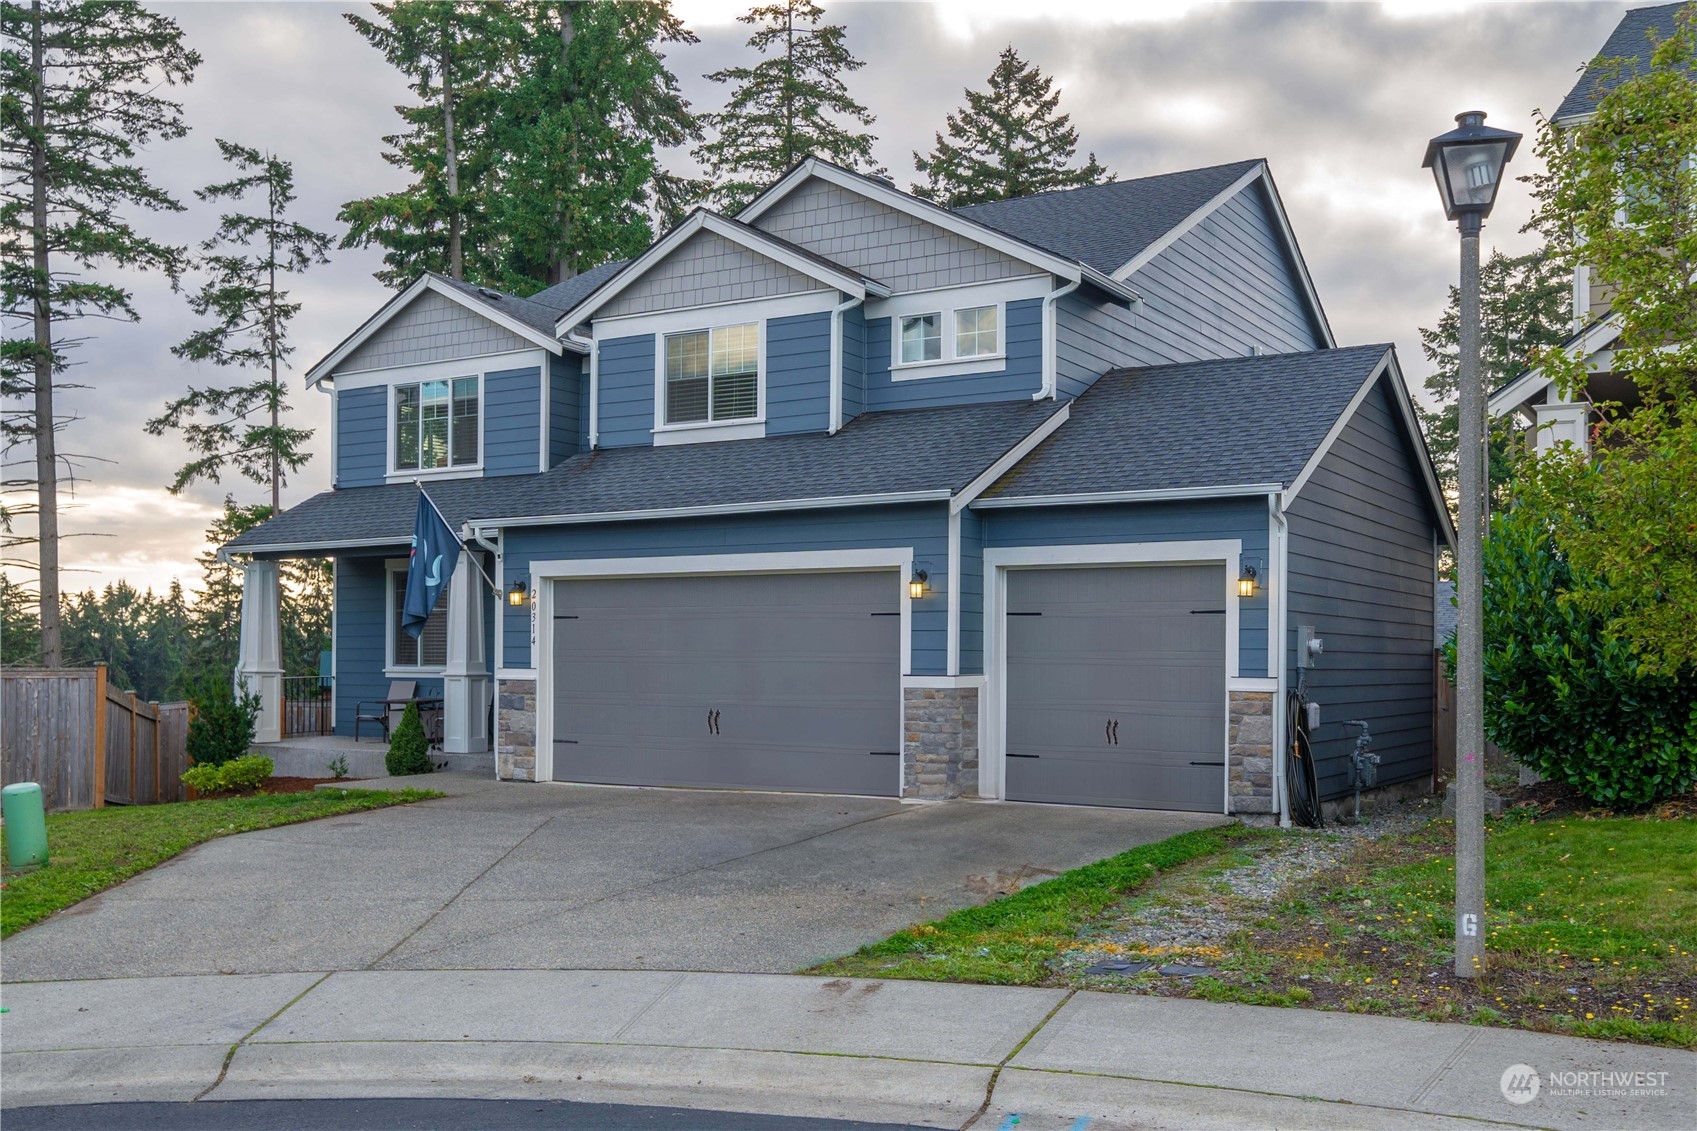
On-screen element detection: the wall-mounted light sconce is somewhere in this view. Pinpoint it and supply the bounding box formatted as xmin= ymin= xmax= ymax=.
xmin=908 ymin=568 xmax=929 ymax=600
xmin=1237 ymin=561 xmax=1261 ymax=599
xmin=507 ymin=579 xmax=529 ymax=607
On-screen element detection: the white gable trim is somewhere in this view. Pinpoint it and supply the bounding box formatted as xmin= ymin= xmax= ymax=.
xmin=1112 ymin=165 xmax=1334 ymax=350
xmin=1487 ymin=314 xmax=1621 ymax=417
xmin=736 ymin=158 xmax=1141 ymax=307
xmin=1283 ymin=349 xmax=1456 ymax=552
xmin=306 ymin=274 xmax=564 ymax=388
xmin=553 ymin=210 xmax=890 ymax=333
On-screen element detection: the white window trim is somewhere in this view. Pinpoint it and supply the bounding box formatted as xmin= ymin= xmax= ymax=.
xmin=652 ymin=320 xmax=767 ymax=442
xmin=979 ymin=540 xmax=1243 ymax=811
xmin=889 ymin=299 xmax=1008 ymax=380
xmin=529 ymin=548 xmax=915 ymax=786
xmin=384 ymin=559 xmax=449 ymax=676
xmin=387 ymin=373 xmax=486 ymax=480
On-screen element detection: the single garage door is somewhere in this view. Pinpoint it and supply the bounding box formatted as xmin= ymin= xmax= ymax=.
xmin=1005 ymin=564 xmax=1226 ymax=811
xmin=550 ymin=571 xmax=900 ymax=795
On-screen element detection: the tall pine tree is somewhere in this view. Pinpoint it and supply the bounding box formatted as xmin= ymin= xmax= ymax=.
xmin=913 ymin=46 xmax=1110 ymax=208
xmin=485 ymin=1 xmax=699 ymax=291
xmin=1416 ymin=248 xmax=1568 ymax=514
xmin=694 ymin=0 xmax=881 ymax=214
xmin=0 ymin=0 xmax=199 ymax=668
xmin=146 ymin=141 xmax=333 ymax=512
xmin=339 ymin=0 xmax=505 ymax=288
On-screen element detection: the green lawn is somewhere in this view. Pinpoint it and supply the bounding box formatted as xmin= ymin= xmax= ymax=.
xmin=812 ymin=823 xmax=1266 ymax=984
xmin=1 ymin=788 xmax=440 ymax=938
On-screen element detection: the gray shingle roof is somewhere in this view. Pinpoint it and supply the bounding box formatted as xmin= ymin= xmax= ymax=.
xmin=522 ymin=260 xmax=630 ymax=318
xmin=982 ymin=345 xmax=1393 ymax=500
xmin=227 ymin=399 xmax=1063 ymax=551
xmin=952 ymin=160 xmax=1265 ymax=274
xmin=1554 ymin=2 xmax=1693 ymax=122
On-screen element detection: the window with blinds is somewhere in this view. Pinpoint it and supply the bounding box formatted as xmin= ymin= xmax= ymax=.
xmin=664 ymin=323 xmax=758 ymax=425
xmin=395 ymin=377 xmax=478 ymax=470
xmin=391 ymin=568 xmax=449 ymax=668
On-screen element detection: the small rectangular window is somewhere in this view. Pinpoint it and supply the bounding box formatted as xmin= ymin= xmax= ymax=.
xmin=665 ymin=323 xmax=758 ymax=425
xmin=393 ymin=377 xmax=478 ymax=471
xmin=955 ymin=305 xmax=999 ymax=357
xmin=900 ymin=313 xmax=942 ymax=364
xmin=391 ymin=568 xmax=448 ymax=668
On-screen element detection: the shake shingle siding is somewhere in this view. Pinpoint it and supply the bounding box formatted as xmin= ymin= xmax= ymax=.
xmin=1286 ymin=378 xmax=1437 ymax=799
xmin=337 ymin=386 xmax=387 ymax=487
xmin=596 ymin=334 xmax=655 ymax=447
xmin=340 ymin=288 xmax=531 ymax=372
xmin=483 ymin=366 xmax=542 ymax=476
xmin=597 ymin=229 xmax=824 ymax=320
xmin=752 ymin=176 xmax=1036 ymax=292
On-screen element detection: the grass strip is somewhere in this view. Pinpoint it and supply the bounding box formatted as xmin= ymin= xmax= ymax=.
xmin=813 ymin=823 xmax=1260 ymax=985
xmin=1 ymin=788 xmax=441 ymax=937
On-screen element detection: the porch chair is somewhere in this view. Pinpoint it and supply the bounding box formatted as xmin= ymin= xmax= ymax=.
xmin=354 ymin=680 xmax=416 ymax=742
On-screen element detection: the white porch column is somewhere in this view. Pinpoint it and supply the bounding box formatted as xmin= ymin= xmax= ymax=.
xmin=443 ymin=550 xmax=490 ymax=754
xmin=236 ymin=560 xmax=284 ymax=744
xmin=1534 ymin=401 xmax=1590 ymax=455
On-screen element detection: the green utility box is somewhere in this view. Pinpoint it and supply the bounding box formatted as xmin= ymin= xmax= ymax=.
xmin=3 ymin=781 xmax=49 ymax=868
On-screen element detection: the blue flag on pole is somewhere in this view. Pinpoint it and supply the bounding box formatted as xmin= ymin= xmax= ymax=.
xmin=403 ymin=488 xmax=460 ymax=639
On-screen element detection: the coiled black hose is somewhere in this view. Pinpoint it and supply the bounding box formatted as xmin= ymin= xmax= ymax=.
xmin=1286 ymin=687 xmax=1323 ymax=828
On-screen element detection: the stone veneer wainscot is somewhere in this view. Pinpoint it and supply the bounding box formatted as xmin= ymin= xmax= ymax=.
xmin=1227 ymin=690 xmax=1275 ymax=814
xmin=903 ymin=686 xmax=979 ymax=800
xmin=497 ymin=679 xmax=538 ymax=782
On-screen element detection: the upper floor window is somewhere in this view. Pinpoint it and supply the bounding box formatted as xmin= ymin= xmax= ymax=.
xmin=900 ymin=313 xmax=942 ymax=364
xmin=395 ymin=377 xmax=478 ymax=471
xmin=954 ymin=305 xmax=999 ymax=357
xmin=665 ymin=323 xmax=758 ymax=425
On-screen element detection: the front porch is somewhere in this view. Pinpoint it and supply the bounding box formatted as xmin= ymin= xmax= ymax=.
xmin=254 ymin=733 xmax=492 ymax=780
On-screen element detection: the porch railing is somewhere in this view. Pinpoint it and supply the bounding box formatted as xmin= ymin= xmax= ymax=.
xmin=282 ymin=675 xmax=334 ymax=738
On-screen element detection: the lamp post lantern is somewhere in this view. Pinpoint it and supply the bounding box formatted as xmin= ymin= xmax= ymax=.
xmin=1423 ymin=110 xmax=1521 ymax=979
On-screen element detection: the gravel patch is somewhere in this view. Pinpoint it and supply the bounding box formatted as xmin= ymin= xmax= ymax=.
xmin=1058 ymin=796 xmax=1440 ymax=980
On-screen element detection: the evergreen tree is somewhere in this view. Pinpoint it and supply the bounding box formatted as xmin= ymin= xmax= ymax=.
xmin=0 ymin=0 xmax=200 ymax=667
xmin=912 ymin=46 xmax=1110 ymax=208
xmin=339 ymin=0 xmax=505 ymax=288
xmin=146 ymin=141 xmax=333 ymax=512
xmin=1416 ymin=248 xmax=1569 ymax=514
xmin=0 ymin=571 xmax=40 ymax=666
xmin=485 ymin=1 xmax=700 ymax=290
xmin=694 ymin=0 xmax=881 ymax=213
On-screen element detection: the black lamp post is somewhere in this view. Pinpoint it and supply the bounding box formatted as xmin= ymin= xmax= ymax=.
xmin=1422 ymin=110 xmax=1520 ymax=980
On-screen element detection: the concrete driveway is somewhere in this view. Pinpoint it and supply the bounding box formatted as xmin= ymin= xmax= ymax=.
xmin=1 ymin=775 xmax=1226 ymax=982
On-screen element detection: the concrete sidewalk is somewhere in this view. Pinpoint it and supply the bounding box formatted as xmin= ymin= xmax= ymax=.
xmin=3 ymin=971 xmax=1691 ymax=1129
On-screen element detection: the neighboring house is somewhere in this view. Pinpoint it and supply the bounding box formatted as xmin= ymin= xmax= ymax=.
xmin=227 ymin=155 xmax=1451 ymax=817
xmin=1490 ymin=2 xmax=1689 ymax=450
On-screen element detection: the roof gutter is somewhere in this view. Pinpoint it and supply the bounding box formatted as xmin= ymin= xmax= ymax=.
xmin=972 ymin=483 xmax=1286 ymax=509
xmin=220 ymin=535 xmax=412 ymax=557
xmin=469 ymin=489 xmax=953 ymax=531
xmin=1036 ymin=278 xmax=1082 ymax=400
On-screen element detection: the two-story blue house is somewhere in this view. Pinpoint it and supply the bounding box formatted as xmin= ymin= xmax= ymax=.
xmin=227 ymin=156 xmax=1451 ymax=818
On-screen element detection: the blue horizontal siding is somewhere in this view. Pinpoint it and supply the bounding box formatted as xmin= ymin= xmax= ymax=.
xmin=500 ymin=503 xmax=950 ymax=674
xmin=484 ymin=366 xmax=541 ymax=476
xmin=549 ymin=353 xmax=582 ymax=467
xmin=978 ymin=498 xmax=1271 ymax=677
xmin=766 ymin=311 xmax=831 ymax=435
xmin=337 ymin=386 xmax=387 ymax=488
xmin=864 ymin=298 xmax=1043 ymax=411
xmin=597 ymin=334 xmax=655 ymax=448
xmin=841 ymin=306 xmax=867 ymax=423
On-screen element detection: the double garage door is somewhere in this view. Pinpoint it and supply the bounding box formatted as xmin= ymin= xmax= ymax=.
xmin=550 ymin=572 xmax=902 ymax=796
xmin=547 ymin=563 xmax=1226 ymax=811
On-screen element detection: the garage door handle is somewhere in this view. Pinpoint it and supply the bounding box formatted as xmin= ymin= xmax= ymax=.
xmin=1007 ymin=753 xmax=1040 ymax=759
xmin=1106 ymin=719 xmax=1119 ymax=745
xmin=707 ymin=709 xmax=720 ymax=735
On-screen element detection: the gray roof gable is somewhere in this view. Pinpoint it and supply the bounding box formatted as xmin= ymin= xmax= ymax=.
xmin=1555 ymin=2 xmax=1693 ymax=122
xmin=982 ymin=345 xmax=1393 ymax=500
xmin=227 ymin=399 xmax=1062 ymax=551
xmin=951 ymin=159 xmax=1265 ymax=274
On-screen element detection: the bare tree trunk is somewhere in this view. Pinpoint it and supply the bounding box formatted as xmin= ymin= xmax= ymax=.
xmin=267 ymin=168 xmax=280 ymax=514
xmin=442 ymin=39 xmax=462 ymax=280
xmin=782 ymin=2 xmax=795 ymax=165
xmin=29 ymin=0 xmax=62 ymax=667
xmin=550 ymin=4 xmax=578 ymax=286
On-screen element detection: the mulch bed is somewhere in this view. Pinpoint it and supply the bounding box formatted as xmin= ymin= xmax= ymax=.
xmin=193 ymin=776 xmax=363 ymax=800
xmin=1496 ymin=777 xmax=1697 ymax=821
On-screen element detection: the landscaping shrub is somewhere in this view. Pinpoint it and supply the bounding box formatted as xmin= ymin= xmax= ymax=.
xmin=181 ymin=754 xmax=275 ymax=795
xmin=185 ymin=677 xmax=262 ymax=768
xmin=1477 ymin=497 xmax=1697 ymax=806
xmin=385 ymin=701 xmax=432 ymax=776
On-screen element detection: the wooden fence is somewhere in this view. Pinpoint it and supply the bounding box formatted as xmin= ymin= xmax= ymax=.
xmin=1 ymin=665 xmax=189 ymax=811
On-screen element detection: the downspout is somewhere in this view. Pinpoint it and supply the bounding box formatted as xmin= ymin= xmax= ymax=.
xmin=829 ymin=293 xmax=863 ymax=434
xmin=567 ymin=329 xmax=597 ymax=449
xmin=1035 ymin=277 xmax=1082 ymax=401
xmin=1270 ymin=492 xmax=1291 ymax=829
xmin=473 ymin=526 xmax=502 ymax=777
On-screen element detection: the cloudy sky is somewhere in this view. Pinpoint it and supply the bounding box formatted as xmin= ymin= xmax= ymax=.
xmin=8 ymin=0 xmax=1632 ymax=600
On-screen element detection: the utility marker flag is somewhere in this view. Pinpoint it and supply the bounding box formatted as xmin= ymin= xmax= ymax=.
xmin=403 ymin=488 xmax=460 ymax=638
